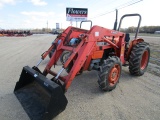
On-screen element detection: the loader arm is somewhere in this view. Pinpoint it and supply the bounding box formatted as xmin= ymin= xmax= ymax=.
xmin=41 ymin=26 xmax=126 ymax=91
xmin=42 ymin=29 xmax=97 ymax=90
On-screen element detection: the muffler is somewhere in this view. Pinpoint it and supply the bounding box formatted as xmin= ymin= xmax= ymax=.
xmin=14 ymin=66 xmax=68 ymax=120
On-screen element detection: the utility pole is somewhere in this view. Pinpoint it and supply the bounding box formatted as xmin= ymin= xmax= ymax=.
xmin=47 ymin=20 xmax=48 ymax=33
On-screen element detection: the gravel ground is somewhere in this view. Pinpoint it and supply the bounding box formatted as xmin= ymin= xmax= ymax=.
xmin=0 ymin=34 xmax=160 ymax=120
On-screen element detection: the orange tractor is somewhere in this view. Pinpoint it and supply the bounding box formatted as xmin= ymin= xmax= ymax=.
xmin=14 ymin=13 xmax=150 ymax=120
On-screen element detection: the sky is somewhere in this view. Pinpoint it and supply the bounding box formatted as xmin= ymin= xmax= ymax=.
xmin=0 ymin=0 xmax=160 ymax=30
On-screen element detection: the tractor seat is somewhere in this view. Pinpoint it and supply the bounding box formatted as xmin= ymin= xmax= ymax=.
xmin=125 ymin=33 xmax=130 ymax=42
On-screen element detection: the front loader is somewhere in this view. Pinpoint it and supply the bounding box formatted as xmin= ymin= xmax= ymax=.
xmin=14 ymin=13 xmax=150 ymax=120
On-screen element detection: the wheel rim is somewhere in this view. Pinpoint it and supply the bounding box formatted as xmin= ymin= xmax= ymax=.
xmin=62 ymin=54 xmax=68 ymax=63
xmin=141 ymin=50 xmax=149 ymax=70
xmin=61 ymin=52 xmax=70 ymax=63
xmin=109 ymin=64 xmax=120 ymax=86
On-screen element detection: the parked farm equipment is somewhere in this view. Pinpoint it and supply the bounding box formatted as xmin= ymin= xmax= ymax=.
xmin=0 ymin=30 xmax=32 ymax=37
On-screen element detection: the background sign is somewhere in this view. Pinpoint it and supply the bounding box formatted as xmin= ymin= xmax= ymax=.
xmin=66 ymin=7 xmax=88 ymax=22
xmin=56 ymin=23 xmax=60 ymax=29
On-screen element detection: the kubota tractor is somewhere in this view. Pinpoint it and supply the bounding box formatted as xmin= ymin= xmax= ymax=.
xmin=14 ymin=13 xmax=150 ymax=120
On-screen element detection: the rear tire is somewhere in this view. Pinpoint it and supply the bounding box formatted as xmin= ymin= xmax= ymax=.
xmin=129 ymin=42 xmax=150 ymax=76
xmin=98 ymin=56 xmax=122 ymax=91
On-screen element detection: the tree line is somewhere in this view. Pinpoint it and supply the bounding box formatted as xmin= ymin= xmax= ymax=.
xmin=120 ymin=26 xmax=160 ymax=33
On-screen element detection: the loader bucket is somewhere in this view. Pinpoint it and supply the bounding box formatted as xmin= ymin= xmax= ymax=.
xmin=14 ymin=66 xmax=68 ymax=120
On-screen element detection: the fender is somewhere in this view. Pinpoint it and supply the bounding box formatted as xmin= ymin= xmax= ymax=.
xmin=126 ymin=38 xmax=144 ymax=60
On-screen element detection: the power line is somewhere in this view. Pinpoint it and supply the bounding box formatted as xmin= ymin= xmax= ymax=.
xmin=89 ymin=0 xmax=143 ymax=19
xmin=90 ymin=10 xmax=115 ymax=19
xmin=118 ymin=0 xmax=143 ymax=10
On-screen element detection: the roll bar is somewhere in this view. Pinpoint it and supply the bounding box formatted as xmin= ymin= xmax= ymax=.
xmin=117 ymin=14 xmax=141 ymax=39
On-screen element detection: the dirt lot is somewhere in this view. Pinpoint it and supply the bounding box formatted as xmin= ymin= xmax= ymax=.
xmin=0 ymin=35 xmax=160 ymax=120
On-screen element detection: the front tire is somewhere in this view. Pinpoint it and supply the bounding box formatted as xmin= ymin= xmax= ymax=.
xmin=98 ymin=56 xmax=122 ymax=91
xmin=129 ymin=42 xmax=150 ymax=76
